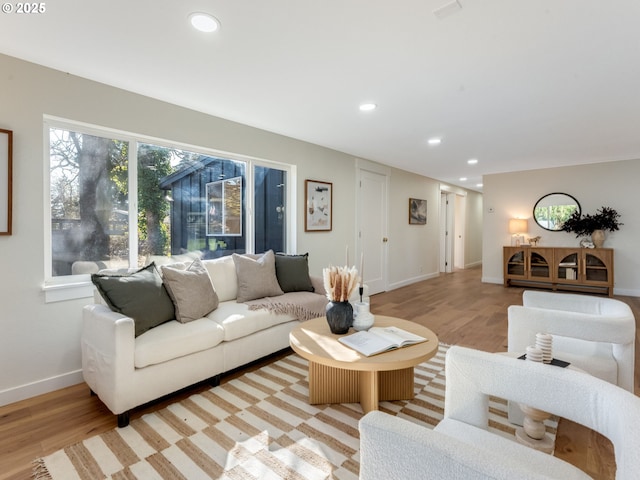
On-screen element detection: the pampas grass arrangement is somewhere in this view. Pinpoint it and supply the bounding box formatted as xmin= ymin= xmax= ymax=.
xmin=323 ymin=266 xmax=360 ymax=302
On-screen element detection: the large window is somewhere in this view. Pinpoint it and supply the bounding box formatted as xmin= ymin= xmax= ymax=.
xmin=46 ymin=119 xmax=292 ymax=293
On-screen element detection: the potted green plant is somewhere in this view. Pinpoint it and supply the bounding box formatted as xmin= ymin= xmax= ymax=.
xmin=561 ymin=206 xmax=622 ymax=247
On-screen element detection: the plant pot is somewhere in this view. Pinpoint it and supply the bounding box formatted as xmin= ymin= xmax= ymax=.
xmin=325 ymin=301 xmax=353 ymax=334
xmin=591 ymin=229 xmax=605 ymax=248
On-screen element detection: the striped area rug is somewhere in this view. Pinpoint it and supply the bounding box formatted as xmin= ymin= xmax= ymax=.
xmin=33 ymin=344 xmax=556 ymax=479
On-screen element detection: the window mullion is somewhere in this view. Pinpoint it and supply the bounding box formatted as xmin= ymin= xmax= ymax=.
xmin=246 ymin=163 xmax=255 ymax=254
xmin=129 ymin=140 xmax=138 ymax=268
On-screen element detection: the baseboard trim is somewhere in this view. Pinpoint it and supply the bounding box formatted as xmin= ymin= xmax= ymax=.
xmin=482 ymin=276 xmax=504 ymax=285
xmin=613 ymin=287 xmax=640 ymax=297
xmin=388 ymin=272 xmax=439 ymax=291
xmin=0 ymin=369 xmax=83 ymax=407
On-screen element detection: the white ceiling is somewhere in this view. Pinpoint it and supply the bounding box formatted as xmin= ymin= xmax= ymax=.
xmin=2 ymin=0 xmax=640 ymax=191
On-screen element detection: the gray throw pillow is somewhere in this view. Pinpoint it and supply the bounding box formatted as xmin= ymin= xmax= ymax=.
xmin=233 ymin=250 xmax=284 ymax=302
xmin=275 ymin=253 xmax=315 ymax=293
xmin=161 ymin=258 xmax=219 ymax=323
xmin=91 ymin=263 xmax=175 ymax=337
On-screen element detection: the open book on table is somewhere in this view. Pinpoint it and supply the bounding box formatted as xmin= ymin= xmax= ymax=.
xmin=338 ymin=326 xmax=427 ymax=357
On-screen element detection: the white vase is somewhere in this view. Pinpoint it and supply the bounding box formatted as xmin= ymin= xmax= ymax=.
xmin=352 ymin=302 xmax=375 ymax=331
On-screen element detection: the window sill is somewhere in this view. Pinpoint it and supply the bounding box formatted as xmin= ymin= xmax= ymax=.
xmin=43 ymin=280 xmax=94 ymax=303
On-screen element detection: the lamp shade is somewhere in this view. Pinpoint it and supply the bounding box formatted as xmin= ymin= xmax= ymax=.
xmin=509 ymin=218 xmax=528 ymax=234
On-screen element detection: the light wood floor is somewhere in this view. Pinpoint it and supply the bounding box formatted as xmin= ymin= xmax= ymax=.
xmin=1 ymin=266 xmax=638 ymax=479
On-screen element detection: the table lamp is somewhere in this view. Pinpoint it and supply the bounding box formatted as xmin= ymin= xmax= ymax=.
xmin=509 ymin=218 xmax=528 ymax=246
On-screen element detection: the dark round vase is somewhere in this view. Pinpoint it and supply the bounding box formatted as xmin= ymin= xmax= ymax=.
xmin=326 ymin=301 xmax=353 ymax=334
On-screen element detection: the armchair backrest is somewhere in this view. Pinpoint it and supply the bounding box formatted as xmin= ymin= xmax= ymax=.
xmin=444 ymin=346 xmax=640 ymax=479
xmin=522 ymin=290 xmax=633 ymax=317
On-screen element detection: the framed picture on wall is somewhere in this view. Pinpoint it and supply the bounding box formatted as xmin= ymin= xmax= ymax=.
xmin=409 ymin=198 xmax=427 ymax=225
xmin=305 ymin=179 xmax=332 ymax=231
xmin=0 ymin=129 xmax=12 ymax=235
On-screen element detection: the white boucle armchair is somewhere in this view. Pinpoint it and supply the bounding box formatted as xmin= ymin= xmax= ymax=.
xmin=508 ymin=290 xmax=635 ymax=392
xmin=359 ymin=346 xmax=640 ymax=480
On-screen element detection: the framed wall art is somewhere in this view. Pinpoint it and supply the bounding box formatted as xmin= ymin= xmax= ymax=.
xmin=305 ymin=179 xmax=332 ymax=231
xmin=0 ymin=129 xmax=12 ymax=235
xmin=409 ymin=198 xmax=426 ymax=225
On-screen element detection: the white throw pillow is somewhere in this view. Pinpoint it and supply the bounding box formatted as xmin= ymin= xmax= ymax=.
xmin=232 ymin=250 xmax=284 ymax=302
xmin=161 ymin=258 xmax=219 ymax=323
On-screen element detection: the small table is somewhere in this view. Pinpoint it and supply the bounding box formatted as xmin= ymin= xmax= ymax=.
xmin=500 ymin=351 xmax=580 ymax=454
xmin=289 ymin=315 xmax=439 ymax=413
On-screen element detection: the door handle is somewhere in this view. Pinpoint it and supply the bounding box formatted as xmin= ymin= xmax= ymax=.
xmin=382 ymin=237 xmax=388 ymax=243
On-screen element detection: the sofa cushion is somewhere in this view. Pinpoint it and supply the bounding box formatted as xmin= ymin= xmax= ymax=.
xmin=203 ymin=256 xmax=238 ymax=302
xmin=91 ymin=263 xmax=175 ymax=337
xmin=134 ymin=318 xmax=225 ymax=368
xmin=233 ymin=250 xmax=284 ymax=302
xmin=275 ymin=253 xmax=315 ymax=293
xmin=161 ymin=259 xmax=219 ymax=323
xmin=207 ymin=300 xmax=296 ymax=341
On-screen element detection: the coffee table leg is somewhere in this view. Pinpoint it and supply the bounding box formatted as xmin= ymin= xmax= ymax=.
xmin=306 ymin=363 xmax=415 ymax=412
xmin=359 ymin=370 xmax=379 ymax=413
xmin=379 ymin=367 xmax=415 ymax=401
xmin=308 ymin=361 xmax=359 ymax=404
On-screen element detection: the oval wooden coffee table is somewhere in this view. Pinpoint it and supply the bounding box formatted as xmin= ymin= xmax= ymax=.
xmin=289 ymin=315 xmax=439 ymax=413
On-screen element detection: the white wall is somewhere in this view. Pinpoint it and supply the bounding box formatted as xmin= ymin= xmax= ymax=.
xmin=0 ymin=53 xmax=484 ymax=405
xmin=482 ymin=159 xmax=640 ymax=296
xmin=387 ymin=168 xmax=441 ymax=289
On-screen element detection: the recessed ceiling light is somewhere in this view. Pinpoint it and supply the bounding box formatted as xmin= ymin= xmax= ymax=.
xmin=359 ymin=103 xmax=377 ymax=112
xmin=459 ymin=177 xmax=467 ymax=181
xmin=189 ymin=12 xmax=220 ymax=33
xmin=476 ymin=183 xmax=483 ymax=187
xmin=467 ymin=158 xmax=478 ymax=165
xmin=427 ymin=137 xmax=442 ymax=146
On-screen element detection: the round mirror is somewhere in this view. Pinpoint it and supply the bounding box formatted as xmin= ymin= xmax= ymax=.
xmin=533 ymin=193 xmax=581 ymax=231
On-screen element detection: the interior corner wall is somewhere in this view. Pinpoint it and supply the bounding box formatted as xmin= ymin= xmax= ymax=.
xmin=463 ymin=190 xmax=483 ymax=268
xmin=481 ymin=158 xmax=640 ymax=296
xmin=0 ymin=53 xmax=474 ymax=405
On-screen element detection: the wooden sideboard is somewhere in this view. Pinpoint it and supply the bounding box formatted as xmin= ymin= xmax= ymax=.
xmin=503 ymin=246 xmax=614 ymax=296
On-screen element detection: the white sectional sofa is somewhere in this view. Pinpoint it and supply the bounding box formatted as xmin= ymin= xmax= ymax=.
xmin=82 ymin=251 xmax=330 ymax=427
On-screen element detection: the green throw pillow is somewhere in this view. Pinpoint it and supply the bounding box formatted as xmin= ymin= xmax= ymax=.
xmin=91 ymin=263 xmax=175 ymax=337
xmin=275 ymin=253 xmax=315 ymax=293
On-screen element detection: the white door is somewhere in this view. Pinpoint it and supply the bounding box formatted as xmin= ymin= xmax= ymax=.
xmin=439 ymin=193 xmax=448 ymax=272
xmin=357 ymin=167 xmax=388 ymax=294
xmin=440 ymin=192 xmax=454 ymax=273
xmin=454 ymin=195 xmax=466 ymax=269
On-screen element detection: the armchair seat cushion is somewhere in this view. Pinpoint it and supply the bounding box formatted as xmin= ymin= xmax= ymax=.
xmin=135 ymin=318 xmax=225 ymax=368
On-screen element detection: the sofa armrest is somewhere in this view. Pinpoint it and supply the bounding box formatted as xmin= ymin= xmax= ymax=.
xmin=81 ymin=304 xmax=136 ymax=414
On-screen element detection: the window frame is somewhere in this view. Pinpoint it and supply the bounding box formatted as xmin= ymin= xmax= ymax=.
xmin=43 ymin=115 xmax=296 ymax=302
